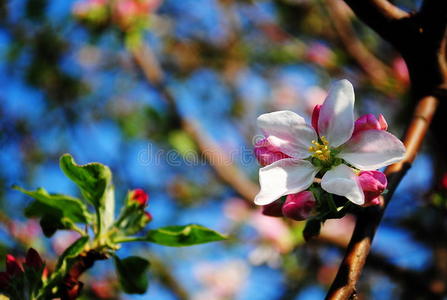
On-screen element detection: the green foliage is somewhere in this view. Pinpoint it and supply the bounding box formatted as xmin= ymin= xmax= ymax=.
xmin=12 ymin=154 xmax=226 ymax=298
xmin=59 ymin=153 xmax=111 ymax=210
xmin=144 ymin=224 xmax=226 ymax=247
xmin=60 ymin=154 xmax=115 ymax=233
xmin=14 ymin=186 xmax=92 ymax=237
xmin=114 ymin=256 xmax=150 ymax=294
xmin=56 ymin=236 xmax=90 ymax=269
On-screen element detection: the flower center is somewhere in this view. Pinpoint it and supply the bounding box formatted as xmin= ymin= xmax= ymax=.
xmin=309 ymin=136 xmax=331 ymax=161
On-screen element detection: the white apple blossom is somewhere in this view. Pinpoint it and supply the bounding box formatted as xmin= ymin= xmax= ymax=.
xmin=255 ymin=80 xmax=406 ymax=206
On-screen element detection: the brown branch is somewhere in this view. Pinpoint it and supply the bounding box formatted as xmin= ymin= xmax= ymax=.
xmin=60 ymin=250 xmax=108 ymax=300
xmin=326 ymin=0 xmax=390 ymax=88
xmin=130 ymin=43 xmax=259 ymax=202
xmin=326 ymin=0 xmax=447 ymax=297
xmin=316 ymin=235 xmax=443 ymax=298
xmin=342 ymin=0 xmax=409 ymax=40
xmin=325 ymin=95 xmax=438 ymax=300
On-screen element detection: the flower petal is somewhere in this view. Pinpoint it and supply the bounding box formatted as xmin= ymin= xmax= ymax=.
xmin=338 ymin=129 xmax=406 ymax=170
xmin=257 ymin=111 xmax=317 ymax=159
xmin=321 ymin=164 xmax=365 ymax=205
xmin=255 ymin=158 xmax=319 ymax=205
xmin=254 ymin=138 xmax=290 ymax=166
xmin=318 ymin=80 xmax=355 ymax=147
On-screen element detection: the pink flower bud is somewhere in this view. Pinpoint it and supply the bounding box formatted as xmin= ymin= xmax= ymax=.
xmin=42 ymin=267 xmax=49 ymax=280
xmin=25 ymin=248 xmax=44 ymax=271
xmin=358 ymin=171 xmax=387 ymax=206
xmin=254 ymin=138 xmax=289 ymax=166
xmin=311 ymin=104 xmax=321 ymax=134
xmin=6 ymin=255 xmax=23 ymax=276
xmin=261 ymin=200 xmax=284 ymax=217
xmin=281 ymin=191 xmax=316 ymax=221
xmin=130 ymin=189 xmax=149 ymax=207
xmin=143 ymin=211 xmax=153 ymax=222
xmin=353 ymin=114 xmax=388 ymax=135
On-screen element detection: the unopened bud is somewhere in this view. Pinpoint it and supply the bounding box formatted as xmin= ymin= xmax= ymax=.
xmin=261 ymin=200 xmax=284 ymax=217
xmin=282 ymin=191 xmax=316 ymax=221
xmin=130 ymin=189 xmax=149 ymax=207
xmin=25 ymin=248 xmax=44 ymax=271
xmin=358 ymin=171 xmax=387 ymax=206
xmin=353 ymin=114 xmax=388 ymax=135
xmin=6 ymin=255 xmax=23 ymax=276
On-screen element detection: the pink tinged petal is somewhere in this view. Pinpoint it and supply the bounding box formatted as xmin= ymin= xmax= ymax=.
xmin=255 ymin=158 xmax=319 ymax=205
xmin=353 ymin=114 xmax=388 ymax=134
xmin=321 ymin=164 xmax=365 ymax=205
xmin=358 ymin=171 xmax=387 ymax=206
xmin=311 ymin=104 xmax=321 ymax=134
xmin=261 ymin=200 xmax=284 ymax=217
xmin=318 ymin=80 xmax=355 ymax=147
xmin=378 ymin=114 xmax=388 ymax=130
xmin=254 ymin=138 xmax=290 ymax=166
xmin=338 ymin=129 xmax=406 ymax=170
xmin=257 ymin=111 xmax=317 ymax=159
xmin=282 ymin=191 xmax=316 ymax=221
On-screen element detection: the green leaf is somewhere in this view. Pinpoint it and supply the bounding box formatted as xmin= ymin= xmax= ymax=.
xmin=14 ymin=186 xmax=91 ymax=237
xmin=144 ymin=224 xmax=226 ymax=247
xmin=59 ymin=154 xmax=115 ymax=234
xmin=16 ymin=186 xmax=91 ymax=223
xmin=56 ymin=236 xmax=89 ymax=269
xmin=59 ymin=154 xmax=111 ymax=208
xmin=114 ymin=256 xmax=150 ymax=294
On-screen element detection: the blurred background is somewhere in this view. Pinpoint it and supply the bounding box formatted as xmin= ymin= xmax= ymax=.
xmin=1 ymin=0 xmax=446 ymax=299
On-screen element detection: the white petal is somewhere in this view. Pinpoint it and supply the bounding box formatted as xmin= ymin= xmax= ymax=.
xmin=318 ymin=80 xmax=355 ymax=147
xmin=321 ymin=164 xmax=365 ymax=205
xmin=338 ymin=129 xmax=406 ymax=170
xmin=257 ymin=111 xmax=317 ymax=159
xmin=255 ymin=158 xmax=319 ymax=205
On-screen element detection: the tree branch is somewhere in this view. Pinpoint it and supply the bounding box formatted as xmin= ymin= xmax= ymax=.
xmin=325 ymin=0 xmax=447 ymax=296
xmin=326 ymin=0 xmax=391 ymax=87
xmin=315 ymin=236 xmax=443 ymax=298
xmin=131 ymin=43 xmax=259 ymax=202
xmin=326 ymin=89 xmax=441 ymax=300
xmin=343 ymin=0 xmax=409 ymax=40
xmin=60 ymin=250 xmax=108 ymax=300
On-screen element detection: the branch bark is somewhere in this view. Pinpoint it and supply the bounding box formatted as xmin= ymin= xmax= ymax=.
xmin=325 ymin=0 xmax=390 ymax=87
xmin=326 ymin=0 xmax=447 ymax=298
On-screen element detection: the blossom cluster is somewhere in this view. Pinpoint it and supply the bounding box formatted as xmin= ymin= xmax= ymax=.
xmin=116 ymin=188 xmax=153 ymax=234
xmin=254 ymin=80 xmax=405 ymax=221
xmin=0 ymin=248 xmax=45 ymax=299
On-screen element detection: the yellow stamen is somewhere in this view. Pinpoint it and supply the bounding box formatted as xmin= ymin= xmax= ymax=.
xmin=309 ymin=136 xmax=331 ymax=161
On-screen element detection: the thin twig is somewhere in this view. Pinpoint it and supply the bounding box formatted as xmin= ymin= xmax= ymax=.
xmin=130 ymin=42 xmax=259 ymax=202
xmin=325 ymin=0 xmax=390 ymax=87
